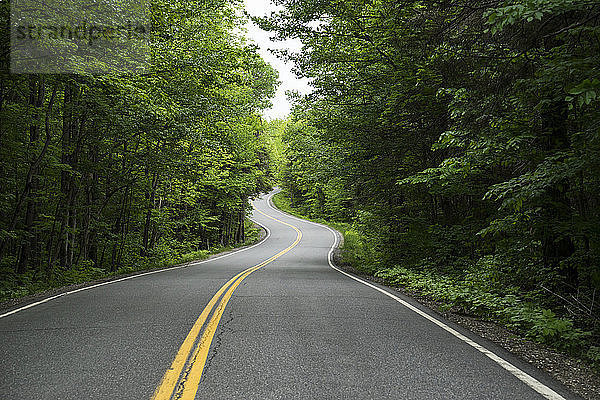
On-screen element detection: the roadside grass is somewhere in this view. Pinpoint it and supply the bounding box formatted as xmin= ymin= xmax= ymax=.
xmin=0 ymin=220 xmax=262 ymax=303
xmin=271 ymin=191 xmax=351 ymax=235
xmin=271 ymin=191 xmax=599 ymax=370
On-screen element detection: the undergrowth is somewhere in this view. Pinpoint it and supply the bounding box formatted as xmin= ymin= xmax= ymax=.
xmin=375 ymin=267 xmax=594 ymax=359
xmin=0 ymin=220 xmax=261 ymax=303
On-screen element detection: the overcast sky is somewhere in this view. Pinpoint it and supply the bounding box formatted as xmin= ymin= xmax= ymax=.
xmin=243 ymin=0 xmax=312 ymax=120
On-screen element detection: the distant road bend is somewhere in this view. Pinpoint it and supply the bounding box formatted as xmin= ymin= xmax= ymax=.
xmin=0 ymin=189 xmax=581 ymax=399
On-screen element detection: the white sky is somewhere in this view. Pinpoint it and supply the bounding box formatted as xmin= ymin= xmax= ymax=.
xmin=243 ymin=0 xmax=312 ymax=120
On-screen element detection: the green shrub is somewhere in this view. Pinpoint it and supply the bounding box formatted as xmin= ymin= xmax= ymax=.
xmin=375 ymin=266 xmax=594 ymax=362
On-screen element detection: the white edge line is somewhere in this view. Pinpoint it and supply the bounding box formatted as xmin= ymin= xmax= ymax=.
xmin=0 ymin=215 xmax=272 ymax=320
xmin=266 ymin=191 xmax=567 ymax=400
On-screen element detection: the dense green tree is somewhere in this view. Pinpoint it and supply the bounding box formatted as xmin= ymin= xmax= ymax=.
xmin=261 ymin=0 xmax=600 ymax=355
xmin=0 ymin=0 xmax=278 ymax=292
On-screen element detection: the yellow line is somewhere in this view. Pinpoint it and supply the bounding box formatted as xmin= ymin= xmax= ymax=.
xmin=174 ymin=267 xmax=259 ymax=399
xmin=152 ymin=207 xmax=302 ymax=400
xmin=151 ymin=270 xmax=248 ymax=400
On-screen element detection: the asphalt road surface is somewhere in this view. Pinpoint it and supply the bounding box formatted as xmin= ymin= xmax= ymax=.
xmin=0 ymin=190 xmax=581 ymax=399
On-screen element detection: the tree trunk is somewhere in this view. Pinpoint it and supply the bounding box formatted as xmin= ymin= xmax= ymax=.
xmin=142 ymin=172 xmax=159 ymax=256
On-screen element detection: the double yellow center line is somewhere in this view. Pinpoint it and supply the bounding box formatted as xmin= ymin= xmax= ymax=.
xmin=151 ymin=208 xmax=302 ymax=400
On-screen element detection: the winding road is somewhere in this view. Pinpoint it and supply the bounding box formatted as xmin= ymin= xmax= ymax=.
xmin=0 ymin=190 xmax=580 ymax=399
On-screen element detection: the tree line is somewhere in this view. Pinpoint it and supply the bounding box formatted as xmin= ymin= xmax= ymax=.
xmin=0 ymin=0 xmax=277 ymax=295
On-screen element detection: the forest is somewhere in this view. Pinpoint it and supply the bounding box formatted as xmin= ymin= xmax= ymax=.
xmin=0 ymin=1 xmax=277 ymax=297
xmin=1 ymin=0 xmax=600 ymax=375
xmin=258 ymin=0 xmax=600 ymax=368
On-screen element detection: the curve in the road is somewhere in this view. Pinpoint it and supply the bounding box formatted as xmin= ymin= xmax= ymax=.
xmin=265 ymin=196 xmax=567 ymax=400
xmin=152 ymin=206 xmax=302 ymax=400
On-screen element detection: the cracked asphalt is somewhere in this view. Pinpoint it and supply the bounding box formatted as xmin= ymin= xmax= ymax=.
xmin=0 ymin=190 xmax=581 ymax=399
